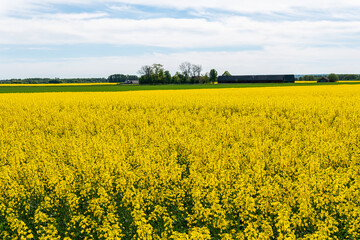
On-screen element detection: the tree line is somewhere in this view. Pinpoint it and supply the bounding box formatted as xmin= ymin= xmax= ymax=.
xmin=0 ymin=78 xmax=108 ymax=84
xmin=138 ymin=62 xmax=219 ymax=85
xmin=2 ymin=67 xmax=358 ymax=85
xmin=0 ymin=75 xmax=140 ymax=84
xmin=0 ymin=62 xmax=224 ymax=85
xmin=297 ymin=74 xmax=360 ymax=82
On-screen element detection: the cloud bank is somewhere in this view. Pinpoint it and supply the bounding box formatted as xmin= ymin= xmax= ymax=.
xmin=1 ymin=0 xmax=360 ymax=78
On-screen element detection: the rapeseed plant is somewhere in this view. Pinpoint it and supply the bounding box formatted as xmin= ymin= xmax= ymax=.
xmin=0 ymin=86 xmax=359 ymax=239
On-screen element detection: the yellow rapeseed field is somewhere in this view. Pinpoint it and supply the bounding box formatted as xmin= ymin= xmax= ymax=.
xmin=338 ymin=81 xmax=360 ymax=83
xmin=1 ymin=85 xmax=360 ymax=239
xmin=294 ymin=81 xmax=317 ymax=83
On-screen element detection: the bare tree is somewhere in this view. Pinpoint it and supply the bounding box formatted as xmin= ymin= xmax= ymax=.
xmin=191 ymin=64 xmax=202 ymax=78
xmin=138 ymin=65 xmax=153 ymax=78
xmin=179 ymin=62 xmax=192 ymax=78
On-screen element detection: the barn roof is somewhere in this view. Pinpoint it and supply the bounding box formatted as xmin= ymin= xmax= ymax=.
xmin=218 ymin=75 xmax=295 ymax=83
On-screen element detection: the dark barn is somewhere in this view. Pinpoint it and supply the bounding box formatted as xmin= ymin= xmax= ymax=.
xmin=218 ymin=75 xmax=295 ymax=84
xmin=317 ymin=77 xmax=330 ymax=83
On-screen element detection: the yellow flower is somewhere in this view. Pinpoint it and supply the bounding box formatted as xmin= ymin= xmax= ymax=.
xmin=1 ymin=85 xmax=360 ymax=238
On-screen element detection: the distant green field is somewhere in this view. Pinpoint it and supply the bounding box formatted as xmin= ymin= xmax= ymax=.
xmin=0 ymin=82 xmax=359 ymax=93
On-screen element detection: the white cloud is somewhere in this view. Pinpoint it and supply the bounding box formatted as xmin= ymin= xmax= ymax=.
xmin=40 ymin=12 xmax=109 ymax=20
xmin=104 ymin=0 xmax=360 ymax=15
xmin=0 ymin=15 xmax=359 ymax=48
xmin=1 ymin=0 xmax=360 ymax=77
xmin=2 ymin=0 xmax=360 ymax=18
xmin=108 ymin=4 xmax=140 ymax=13
xmin=1 ymin=46 xmax=360 ymax=79
xmin=1 ymin=0 xmax=359 ymax=48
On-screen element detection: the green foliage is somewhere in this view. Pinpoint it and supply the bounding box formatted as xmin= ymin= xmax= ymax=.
xmin=338 ymin=74 xmax=359 ymax=81
xmin=138 ymin=64 xmax=166 ymax=85
xmin=222 ymin=71 xmax=231 ymax=76
xmin=138 ymin=62 xmax=203 ymax=85
xmin=209 ymin=69 xmax=218 ymax=83
xmin=328 ymin=73 xmax=339 ymax=82
xmin=138 ymin=65 xmax=153 ymax=85
xmin=179 ymin=62 xmax=202 ymax=84
xmin=177 ymin=73 xmax=188 ymax=84
xmin=48 ymin=79 xmax=63 ymax=84
xmin=9 ymin=79 xmax=23 ymax=84
xmin=171 ymin=74 xmax=181 ymax=84
xmin=201 ymin=73 xmax=210 ymax=84
xmin=298 ymin=75 xmax=316 ymax=81
xmin=164 ymin=71 xmax=172 ymax=84
xmin=108 ymin=74 xmax=138 ymax=83
xmin=152 ymin=64 xmax=165 ymax=84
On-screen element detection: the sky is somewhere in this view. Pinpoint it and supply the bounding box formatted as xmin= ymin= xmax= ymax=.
xmin=1 ymin=0 xmax=360 ymax=79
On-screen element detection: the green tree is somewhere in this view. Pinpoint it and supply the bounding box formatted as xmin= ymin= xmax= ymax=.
xmin=138 ymin=65 xmax=153 ymax=84
xmin=138 ymin=64 xmax=166 ymax=84
xmin=340 ymin=74 xmax=358 ymax=81
xmin=303 ymin=75 xmax=315 ymax=81
xmin=108 ymin=74 xmax=127 ymax=83
xmin=164 ymin=71 xmax=172 ymax=84
xmin=209 ymin=69 xmax=218 ymax=83
xmin=178 ymin=73 xmax=187 ymax=84
xmin=151 ymin=64 xmax=164 ymax=84
xmin=48 ymin=79 xmax=63 ymax=84
xmin=201 ymin=73 xmax=210 ymax=84
xmin=222 ymin=71 xmax=231 ymax=76
xmin=328 ymin=73 xmax=339 ymax=82
xmin=172 ymin=74 xmax=181 ymax=84
xmin=152 ymin=63 xmax=164 ymax=84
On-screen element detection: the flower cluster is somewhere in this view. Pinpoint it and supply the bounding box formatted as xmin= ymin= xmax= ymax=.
xmin=0 ymin=86 xmax=360 ymax=239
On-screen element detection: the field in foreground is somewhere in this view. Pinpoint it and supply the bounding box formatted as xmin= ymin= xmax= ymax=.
xmin=1 ymin=86 xmax=360 ymax=239
xmin=1 ymin=81 xmax=360 ymax=94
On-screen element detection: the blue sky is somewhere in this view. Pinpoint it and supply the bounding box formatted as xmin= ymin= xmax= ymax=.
xmin=1 ymin=0 xmax=360 ymax=78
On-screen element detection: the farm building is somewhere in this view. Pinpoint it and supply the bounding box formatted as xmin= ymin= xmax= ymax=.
xmin=317 ymin=77 xmax=330 ymax=83
xmin=217 ymin=75 xmax=295 ymax=84
xmin=124 ymin=80 xmax=139 ymax=84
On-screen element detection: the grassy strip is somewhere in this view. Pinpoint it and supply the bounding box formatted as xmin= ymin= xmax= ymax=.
xmin=0 ymin=83 xmax=118 ymax=87
xmin=0 ymin=82 xmax=359 ymax=94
